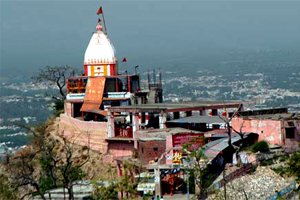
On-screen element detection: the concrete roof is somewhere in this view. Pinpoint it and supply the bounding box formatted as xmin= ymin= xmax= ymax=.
xmin=137 ymin=128 xmax=202 ymax=139
xmin=241 ymin=113 xmax=300 ymax=120
xmin=204 ymin=133 xmax=257 ymax=159
xmin=139 ymin=137 xmax=166 ymax=141
xmin=109 ymin=101 xmax=243 ymax=113
xmin=167 ymin=115 xmax=226 ymax=124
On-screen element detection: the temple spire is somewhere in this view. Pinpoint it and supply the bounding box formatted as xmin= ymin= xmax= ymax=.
xmin=96 ymin=18 xmax=103 ymax=32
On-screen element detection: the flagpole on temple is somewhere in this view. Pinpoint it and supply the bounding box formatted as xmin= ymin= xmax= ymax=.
xmin=97 ymin=6 xmax=108 ymax=35
xmin=102 ymin=11 xmax=108 ymax=35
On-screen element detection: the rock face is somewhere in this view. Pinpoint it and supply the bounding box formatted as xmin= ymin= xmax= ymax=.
xmin=210 ymin=166 xmax=291 ymax=200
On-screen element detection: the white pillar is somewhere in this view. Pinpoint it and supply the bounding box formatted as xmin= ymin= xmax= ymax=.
xmin=159 ymin=112 xmax=167 ymax=129
xmin=200 ymin=110 xmax=206 ymax=116
xmin=180 ymin=111 xmax=186 ymax=118
xmin=145 ymin=112 xmax=149 ymax=125
xmin=132 ymin=113 xmax=139 ymax=149
xmin=168 ymin=112 xmax=174 ymax=120
xmin=107 ymin=110 xmax=115 ymax=138
xmin=138 ymin=113 xmax=142 ymax=125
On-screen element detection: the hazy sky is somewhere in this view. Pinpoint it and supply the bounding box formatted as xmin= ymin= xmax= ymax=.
xmin=1 ymin=0 xmax=300 ymax=78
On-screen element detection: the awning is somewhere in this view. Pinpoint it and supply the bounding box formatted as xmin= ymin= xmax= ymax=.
xmin=80 ymin=77 xmax=106 ymax=112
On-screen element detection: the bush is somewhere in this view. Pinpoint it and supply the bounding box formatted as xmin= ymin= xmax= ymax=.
xmin=251 ymin=141 xmax=269 ymax=153
xmin=93 ymin=182 xmax=118 ymax=200
xmin=53 ymin=99 xmax=64 ymax=116
xmin=287 ymin=151 xmax=300 ymax=183
xmin=0 ymin=173 xmax=18 ymax=200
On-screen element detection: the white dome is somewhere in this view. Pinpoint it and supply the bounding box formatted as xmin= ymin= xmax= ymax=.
xmin=84 ymin=24 xmax=117 ymax=65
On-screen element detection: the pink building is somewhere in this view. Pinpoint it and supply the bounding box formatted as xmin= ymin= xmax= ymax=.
xmin=136 ymin=128 xmax=204 ymax=165
xmin=232 ymin=112 xmax=300 ymax=152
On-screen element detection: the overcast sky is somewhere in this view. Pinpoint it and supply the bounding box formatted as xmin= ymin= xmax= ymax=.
xmin=1 ymin=0 xmax=300 ymax=78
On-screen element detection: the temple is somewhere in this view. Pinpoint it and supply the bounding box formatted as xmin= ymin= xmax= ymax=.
xmin=58 ymin=8 xmax=300 ymax=197
xmin=60 ymin=15 xmax=243 ymax=161
xmin=65 ymin=19 xmax=162 ymax=121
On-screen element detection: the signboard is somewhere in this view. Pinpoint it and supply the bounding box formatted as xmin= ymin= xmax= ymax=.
xmin=137 ymin=183 xmax=156 ymax=192
xmin=107 ymin=92 xmax=132 ymax=99
xmin=172 ymin=133 xmax=205 ymax=164
xmin=172 ymin=151 xmax=182 ymax=164
xmin=81 ymin=77 xmax=106 ymax=112
xmin=172 ymin=133 xmax=205 ymax=149
xmin=66 ymin=93 xmax=85 ymax=100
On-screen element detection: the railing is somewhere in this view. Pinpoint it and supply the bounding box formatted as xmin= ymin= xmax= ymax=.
xmin=67 ymin=75 xmax=141 ymax=94
xmin=266 ymin=181 xmax=296 ymax=200
xmin=211 ymin=163 xmax=253 ymax=190
xmin=149 ymin=83 xmax=162 ymax=89
xmin=67 ymin=77 xmax=88 ymax=93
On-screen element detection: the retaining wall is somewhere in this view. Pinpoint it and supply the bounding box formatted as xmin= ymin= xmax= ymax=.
xmin=59 ymin=113 xmax=108 ymax=153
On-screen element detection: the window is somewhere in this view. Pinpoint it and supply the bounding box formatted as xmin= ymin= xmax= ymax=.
xmin=105 ymin=78 xmax=117 ymax=92
xmin=119 ymin=77 xmax=128 ymax=92
xmin=285 ymin=127 xmax=295 ymax=139
xmin=130 ymin=75 xmax=140 ymax=92
xmin=212 ymin=124 xmax=220 ymax=130
xmin=153 ymin=147 xmax=158 ymax=151
xmin=211 ymin=109 xmax=218 ymax=116
xmin=287 ymin=121 xmax=294 ymax=127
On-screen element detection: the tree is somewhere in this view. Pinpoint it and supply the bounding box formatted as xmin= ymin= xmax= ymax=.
xmin=92 ymin=160 xmax=140 ymax=200
xmin=6 ymin=121 xmax=90 ymax=200
xmin=93 ymin=182 xmax=118 ymax=200
xmin=0 ymin=173 xmax=19 ymax=200
xmin=182 ymin=146 xmax=210 ymax=200
xmin=218 ymin=104 xmax=246 ymax=165
xmin=32 ymin=65 xmax=77 ymax=100
xmin=7 ymin=123 xmax=51 ymax=200
xmin=218 ymin=104 xmax=243 ymax=148
xmin=116 ymin=161 xmax=138 ymax=199
xmin=287 ymin=151 xmax=300 ymax=184
xmin=58 ymin=138 xmax=89 ymax=200
xmin=8 ymin=146 xmax=46 ymax=199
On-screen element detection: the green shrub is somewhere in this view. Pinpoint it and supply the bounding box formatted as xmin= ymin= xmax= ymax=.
xmin=53 ymin=99 xmax=64 ymax=116
xmin=251 ymin=141 xmax=269 ymax=153
xmin=93 ymin=182 xmax=118 ymax=200
xmin=0 ymin=173 xmax=18 ymax=200
xmin=261 ymin=159 xmax=274 ymax=166
xmin=287 ymin=151 xmax=300 ymax=183
xmin=279 ymin=155 xmax=289 ymax=162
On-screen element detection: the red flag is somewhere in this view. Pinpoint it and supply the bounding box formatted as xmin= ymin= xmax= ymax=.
xmin=97 ymin=6 xmax=103 ymax=15
xmin=222 ymin=111 xmax=227 ymax=117
xmin=122 ymin=57 xmax=127 ymax=62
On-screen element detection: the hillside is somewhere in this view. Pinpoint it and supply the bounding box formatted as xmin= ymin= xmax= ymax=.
xmin=0 ymin=117 xmax=117 ymax=199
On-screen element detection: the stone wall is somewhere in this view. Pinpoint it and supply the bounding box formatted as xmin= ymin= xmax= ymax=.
xmin=59 ymin=113 xmax=108 ymax=153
